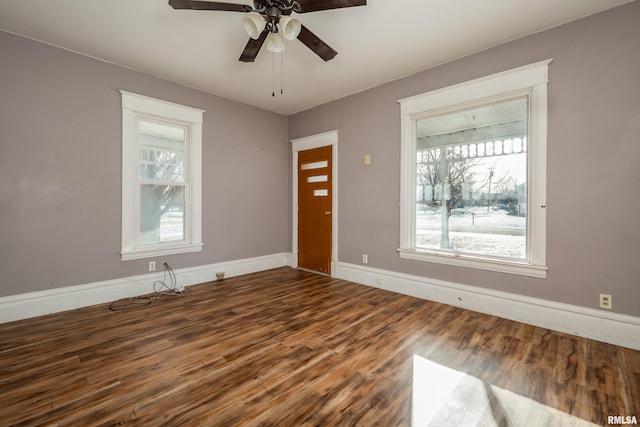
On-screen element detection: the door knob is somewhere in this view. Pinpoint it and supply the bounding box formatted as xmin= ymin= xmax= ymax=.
xmin=324 ymin=211 xmax=332 ymax=215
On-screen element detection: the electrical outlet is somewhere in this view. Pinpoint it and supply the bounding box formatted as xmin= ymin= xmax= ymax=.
xmin=600 ymin=294 xmax=612 ymax=309
xmin=362 ymin=254 xmax=368 ymax=264
xmin=149 ymin=261 xmax=156 ymax=272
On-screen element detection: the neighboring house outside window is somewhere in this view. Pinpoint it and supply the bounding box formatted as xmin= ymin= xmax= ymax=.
xmin=398 ymin=60 xmax=551 ymax=278
xmin=120 ymin=91 xmax=204 ymax=261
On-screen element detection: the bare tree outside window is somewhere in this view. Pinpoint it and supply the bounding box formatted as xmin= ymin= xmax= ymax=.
xmin=138 ymin=120 xmax=188 ymax=244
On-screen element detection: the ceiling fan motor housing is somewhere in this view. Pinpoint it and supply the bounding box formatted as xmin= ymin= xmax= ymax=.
xmin=265 ymin=6 xmax=281 ymax=28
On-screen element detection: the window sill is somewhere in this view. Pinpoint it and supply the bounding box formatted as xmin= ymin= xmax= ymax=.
xmin=121 ymin=243 xmax=203 ymax=261
xmin=398 ymin=248 xmax=547 ymax=279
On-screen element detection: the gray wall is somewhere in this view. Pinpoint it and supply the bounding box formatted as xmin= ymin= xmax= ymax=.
xmin=0 ymin=31 xmax=290 ymax=297
xmin=289 ymin=2 xmax=640 ymax=317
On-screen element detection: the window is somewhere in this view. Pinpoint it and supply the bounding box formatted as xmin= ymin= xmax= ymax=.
xmin=398 ymin=60 xmax=551 ymax=278
xmin=120 ymin=91 xmax=204 ymax=261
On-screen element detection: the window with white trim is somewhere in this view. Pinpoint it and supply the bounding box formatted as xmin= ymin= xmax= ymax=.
xmin=398 ymin=60 xmax=550 ymax=278
xmin=120 ymin=91 xmax=204 ymax=261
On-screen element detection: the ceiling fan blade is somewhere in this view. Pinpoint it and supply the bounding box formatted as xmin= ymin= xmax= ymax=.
xmin=296 ymin=0 xmax=366 ymax=13
xmin=239 ymin=29 xmax=269 ymax=62
xmin=297 ymin=25 xmax=337 ymax=61
xmin=168 ymin=0 xmax=250 ymax=12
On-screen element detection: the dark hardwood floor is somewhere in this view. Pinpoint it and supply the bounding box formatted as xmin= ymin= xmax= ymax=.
xmin=0 ymin=267 xmax=638 ymax=426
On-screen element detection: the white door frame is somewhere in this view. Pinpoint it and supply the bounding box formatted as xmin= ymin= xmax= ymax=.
xmin=291 ymin=130 xmax=339 ymax=276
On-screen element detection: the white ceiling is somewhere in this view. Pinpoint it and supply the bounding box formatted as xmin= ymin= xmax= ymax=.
xmin=0 ymin=0 xmax=633 ymax=115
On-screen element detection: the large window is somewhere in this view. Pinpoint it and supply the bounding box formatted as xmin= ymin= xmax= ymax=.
xmin=121 ymin=91 xmax=204 ymax=261
xmin=398 ymin=61 xmax=550 ymax=278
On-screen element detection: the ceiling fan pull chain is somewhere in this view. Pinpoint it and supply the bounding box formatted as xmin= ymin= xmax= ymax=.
xmin=281 ymin=49 xmax=284 ymax=94
xmin=272 ymin=46 xmax=276 ymax=97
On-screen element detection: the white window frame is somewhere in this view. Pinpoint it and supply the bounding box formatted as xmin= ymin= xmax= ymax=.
xmin=398 ymin=60 xmax=551 ymax=278
xmin=120 ymin=90 xmax=204 ymax=261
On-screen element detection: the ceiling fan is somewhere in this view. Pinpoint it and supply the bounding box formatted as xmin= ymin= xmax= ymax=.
xmin=169 ymin=0 xmax=366 ymax=62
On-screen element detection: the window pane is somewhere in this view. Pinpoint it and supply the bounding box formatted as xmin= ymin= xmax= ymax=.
xmin=415 ymin=97 xmax=527 ymax=260
xmin=301 ymin=161 xmax=328 ymax=170
xmin=138 ymin=120 xmax=186 ymax=182
xmin=307 ymin=175 xmax=328 ymax=183
xmin=140 ymin=184 xmax=185 ymax=244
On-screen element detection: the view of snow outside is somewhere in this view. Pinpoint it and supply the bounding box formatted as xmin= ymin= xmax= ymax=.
xmin=158 ymin=210 xmax=185 ymax=242
xmin=416 ymin=152 xmax=527 ymax=260
xmin=416 ymin=207 xmax=526 ymax=259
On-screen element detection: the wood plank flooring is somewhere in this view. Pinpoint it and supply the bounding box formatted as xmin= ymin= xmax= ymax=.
xmin=0 ymin=267 xmax=638 ymax=426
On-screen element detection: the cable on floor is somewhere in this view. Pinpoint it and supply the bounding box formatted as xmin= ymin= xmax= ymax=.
xmin=109 ymin=263 xmax=183 ymax=311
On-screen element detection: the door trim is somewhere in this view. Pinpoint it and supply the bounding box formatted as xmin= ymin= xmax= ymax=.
xmin=291 ymin=130 xmax=338 ymax=276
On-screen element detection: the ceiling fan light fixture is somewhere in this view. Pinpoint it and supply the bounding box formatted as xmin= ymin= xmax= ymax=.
xmin=243 ymin=13 xmax=266 ymax=39
xmin=266 ymin=32 xmax=285 ymax=53
xmin=279 ymin=16 xmax=301 ymax=40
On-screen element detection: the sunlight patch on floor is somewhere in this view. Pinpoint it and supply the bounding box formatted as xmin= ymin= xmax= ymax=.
xmin=411 ymin=354 xmax=599 ymax=426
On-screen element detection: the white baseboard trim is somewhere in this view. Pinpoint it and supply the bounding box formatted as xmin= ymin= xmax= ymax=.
xmin=335 ymin=262 xmax=640 ymax=351
xmin=5 ymin=255 xmax=638 ymax=351
xmin=0 ymin=252 xmax=291 ymax=324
